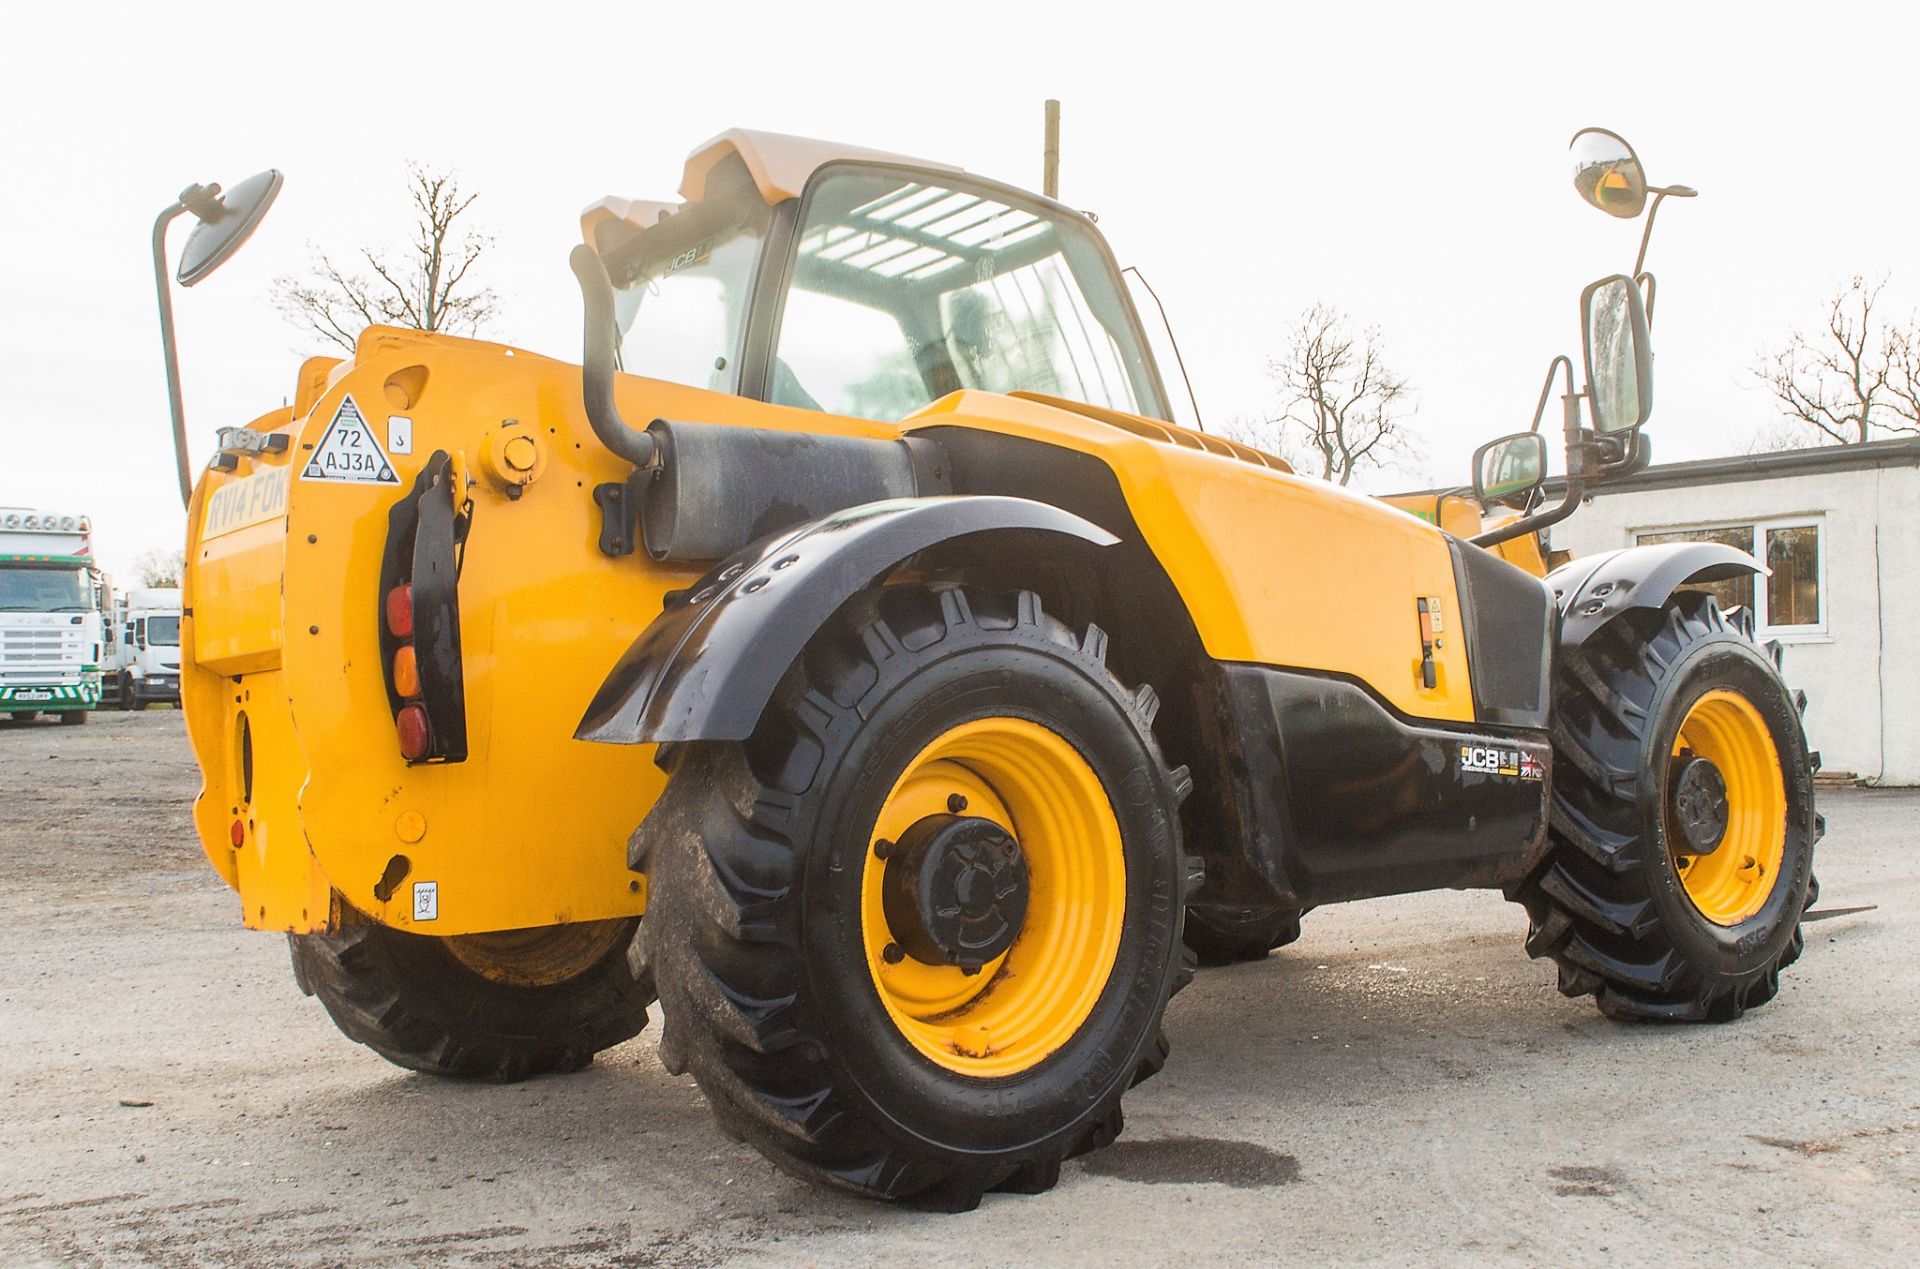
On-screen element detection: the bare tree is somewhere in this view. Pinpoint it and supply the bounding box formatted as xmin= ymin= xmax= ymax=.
xmin=133 ymin=548 xmax=184 ymax=588
xmin=273 ymin=163 xmax=500 ymax=353
xmin=1227 ymin=304 xmax=1419 ymax=485
xmin=1754 ymin=275 xmax=1920 ymax=445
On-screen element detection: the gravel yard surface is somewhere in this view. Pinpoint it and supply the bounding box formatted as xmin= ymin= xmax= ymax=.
xmin=2 ymin=711 xmax=1913 ymax=1265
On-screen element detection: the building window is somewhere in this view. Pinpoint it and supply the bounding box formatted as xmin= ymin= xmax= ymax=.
xmin=1635 ymin=517 xmax=1824 ymax=637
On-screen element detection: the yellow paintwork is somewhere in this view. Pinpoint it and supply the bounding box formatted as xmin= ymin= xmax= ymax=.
xmin=861 ymin=717 xmax=1126 ymax=1077
xmin=185 ymin=314 xmax=1496 ymax=935
xmin=183 ymin=327 xmax=911 ymax=936
xmin=911 ymin=392 xmax=1475 ymax=721
xmin=1670 ymin=690 xmax=1789 ymax=926
xmin=1376 ymin=494 xmax=1551 ymax=580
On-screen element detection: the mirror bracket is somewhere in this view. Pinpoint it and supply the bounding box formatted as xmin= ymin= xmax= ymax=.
xmin=151 ymin=171 xmax=283 ymax=509
xmin=1474 ymin=359 xmax=1587 ymax=549
xmin=1632 ymin=185 xmax=1694 ymax=279
xmin=151 ymin=203 xmax=195 ymax=508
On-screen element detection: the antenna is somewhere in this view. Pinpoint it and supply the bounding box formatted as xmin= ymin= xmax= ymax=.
xmin=1043 ymin=100 xmax=1060 ymax=199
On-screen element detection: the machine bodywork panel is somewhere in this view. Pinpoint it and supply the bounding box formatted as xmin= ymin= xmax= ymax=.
xmin=1212 ymin=664 xmax=1552 ymax=907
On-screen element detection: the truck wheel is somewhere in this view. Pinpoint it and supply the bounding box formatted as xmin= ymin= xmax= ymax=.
xmin=118 ymin=674 xmax=137 ymax=710
xmin=59 ymin=709 xmax=89 ymax=726
xmin=638 ymin=585 xmax=1197 ymax=1207
xmin=288 ymin=915 xmax=650 ymax=1081
xmin=1513 ymin=593 xmax=1817 ymax=1021
xmin=1183 ymin=904 xmax=1306 ymax=966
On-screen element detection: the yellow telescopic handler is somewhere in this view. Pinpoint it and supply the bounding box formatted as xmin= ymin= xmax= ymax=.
xmin=152 ymin=127 xmax=1818 ymax=1207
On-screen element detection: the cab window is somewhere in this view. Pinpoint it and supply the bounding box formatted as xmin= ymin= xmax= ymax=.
xmin=604 ymin=154 xmax=773 ymax=394
xmin=771 ymin=166 xmax=1165 ymax=422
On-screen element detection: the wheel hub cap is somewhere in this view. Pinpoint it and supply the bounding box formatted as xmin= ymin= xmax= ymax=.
xmin=882 ymin=813 xmax=1030 ymax=972
xmin=1670 ymin=754 xmax=1729 ymax=854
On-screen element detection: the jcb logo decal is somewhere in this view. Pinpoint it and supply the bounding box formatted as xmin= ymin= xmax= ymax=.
xmin=202 ymin=468 xmax=290 ymax=540
xmin=1459 ymin=745 xmax=1521 ymax=777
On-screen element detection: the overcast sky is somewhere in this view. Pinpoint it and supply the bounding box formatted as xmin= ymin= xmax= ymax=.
xmin=6 ymin=2 xmax=1917 ymax=579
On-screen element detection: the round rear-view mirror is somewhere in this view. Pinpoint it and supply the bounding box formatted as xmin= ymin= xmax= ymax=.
xmin=1570 ymin=128 xmax=1646 ymax=219
xmin=176 ymin=169 xmax=283 ymax=287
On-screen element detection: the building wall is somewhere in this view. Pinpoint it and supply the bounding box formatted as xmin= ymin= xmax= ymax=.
xmin=1551 ymin=462 xmax=1918 ymax=785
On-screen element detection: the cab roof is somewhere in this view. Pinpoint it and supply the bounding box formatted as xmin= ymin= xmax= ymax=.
xmin=581 ymin=127 xmax=963 ymax=252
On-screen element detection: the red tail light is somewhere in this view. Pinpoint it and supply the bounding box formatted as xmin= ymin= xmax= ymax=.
xmin=396 ymin=704 xmax=431 ymax=761
xmin=385 ymin=584 xmax=414 ymax=638
xmin=229 ymin=818 xmax=246 ymax=847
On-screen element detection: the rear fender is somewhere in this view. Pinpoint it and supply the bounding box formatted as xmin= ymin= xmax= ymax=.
xmin=1550 ymin=542 xmax=1763 ymax=650
xmin=575 ymin=495 xmax=1118 ymax=744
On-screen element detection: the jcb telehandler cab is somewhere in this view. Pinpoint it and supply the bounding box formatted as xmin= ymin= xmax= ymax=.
xmin=156 ymin=127 xmax=1817 ymax=1208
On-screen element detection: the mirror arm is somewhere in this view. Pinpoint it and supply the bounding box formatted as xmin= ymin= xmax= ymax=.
xmin=151 ymin=201 xmax=193 ymax=509
xmin=1473 ymin=359 xmax=1584 ymax=549
xmin=1630 ymin=185 xmax=1694 ymax=278
xmin=1526 ymin=355 xmax=1574 ymax=433
xmin=1631 ymin=190 xmax=1665 ymax=278
xmin=568 ymin=245 xmax=658 ymax=471
xmin=1635 ymin=271 xmax=1658 ymax=325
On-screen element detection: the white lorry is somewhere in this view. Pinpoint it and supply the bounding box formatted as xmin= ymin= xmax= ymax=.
xmin=0 ymin=508 xmax=104 ymax=724
xmin=102 ymin=586 xmax=182 ymax=709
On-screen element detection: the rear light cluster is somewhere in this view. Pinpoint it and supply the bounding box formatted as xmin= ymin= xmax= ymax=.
xmin=383 ymin=583 xmax=433 ymax=761
xmin=378 ymin=451 xmax=470 ymax=765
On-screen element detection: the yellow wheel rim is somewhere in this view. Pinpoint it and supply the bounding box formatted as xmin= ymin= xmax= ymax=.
xmin=1668 ymin=690 xmax=1788 ymax=926
xmin=862 ymin=717 xmax=1126 ymax=1079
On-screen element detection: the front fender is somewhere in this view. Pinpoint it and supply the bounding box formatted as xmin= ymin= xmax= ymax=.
xmin=1549 ymin=542 xmax=1763 ymax=650
xmin=575 ymin=495 xmax=1118 ymax=744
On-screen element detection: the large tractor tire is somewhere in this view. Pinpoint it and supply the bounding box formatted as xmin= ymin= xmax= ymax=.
xmin=1513 ymin=593 xmax=1818 ymax=1021
xmin=638 ymin=584 xmax=1197 ymax=1208
xmin=1183 ymin=903 xmax=1306 ymax=966
xmin=289 ymin=915 xmax=650 ymax=1081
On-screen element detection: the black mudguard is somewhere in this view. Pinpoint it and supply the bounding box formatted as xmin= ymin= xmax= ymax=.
xmin=574 ymin=495 xmax=1118 ymax=745
xmin=1549 ymin=542 xmax=1763 ymax=650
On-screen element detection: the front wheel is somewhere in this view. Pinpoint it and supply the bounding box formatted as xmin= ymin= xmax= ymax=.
xmin=638 ymin=585 xmax=1197 ymax=1207
xmin=1512 ymin=593 xmax=1818 ymax=1021
xmin=59 ymin=709 xmax=89 ymax=727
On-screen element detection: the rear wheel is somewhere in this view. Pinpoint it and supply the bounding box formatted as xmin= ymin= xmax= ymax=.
xmin=289 ymin=914 xmax=650 ymax=1080
xmin=1512 ymin=593 xmax=1817 ymax=1020
xmin=1183 ymin=903 xmax=1306 ymax=966
xmin=638 ymin=585 xmax=1197 ymax=1207
xmin=59 ymin=709 xmax=88 ymax=726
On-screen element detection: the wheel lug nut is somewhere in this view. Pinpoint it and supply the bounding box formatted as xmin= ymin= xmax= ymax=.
xmin=947 ymin=794 xmax=968 ymax=813
xmin=882 ymin=943 xmax=904 ymax=965
xmin=873 ymin=839 xmax=893 ymax=860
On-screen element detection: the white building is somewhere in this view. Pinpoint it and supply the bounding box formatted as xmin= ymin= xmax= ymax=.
xmin=1550 ymin=437 xmax=1919 ymax=786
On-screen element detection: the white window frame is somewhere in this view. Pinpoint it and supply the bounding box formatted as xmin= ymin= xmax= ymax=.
xmin=1631 ymin=514 xmax=1827 ymax=641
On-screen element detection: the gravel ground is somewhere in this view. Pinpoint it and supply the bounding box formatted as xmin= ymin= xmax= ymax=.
xmin=1 ymin=711 xmax=1914 ymax=1266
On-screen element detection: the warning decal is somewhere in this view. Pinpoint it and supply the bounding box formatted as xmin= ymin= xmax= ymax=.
xmin=301 ymin=395 xmax=400 ymax=485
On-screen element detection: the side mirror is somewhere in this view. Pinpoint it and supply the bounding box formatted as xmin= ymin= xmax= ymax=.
xmin=1570 ymin=128 xmax=1647 ymax=219
xmin=1581 ymin=274 xmax=1653 ymax=434
xmin=1473 ymin=432 xmax=1548 ymax=505
xmin=176 ymin=170 xmax=284 ymax=287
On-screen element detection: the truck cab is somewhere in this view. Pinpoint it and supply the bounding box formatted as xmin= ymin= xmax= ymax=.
xmin=103 ymin=586 xmax=183 ymax=709
xmin=0 ymin=509 xmax=104 ymax=724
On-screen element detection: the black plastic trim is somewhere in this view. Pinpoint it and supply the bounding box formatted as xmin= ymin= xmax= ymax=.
xmin=1210 ymin=663 xmax=1551 ymax=908
xmin=575 ymin=495 xmax=1119 ymax=744
xmin=1446 ymin=536 xmax=1554 ymax=729
xmin=1549 ymin=541 xmax=1762 ymax=651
